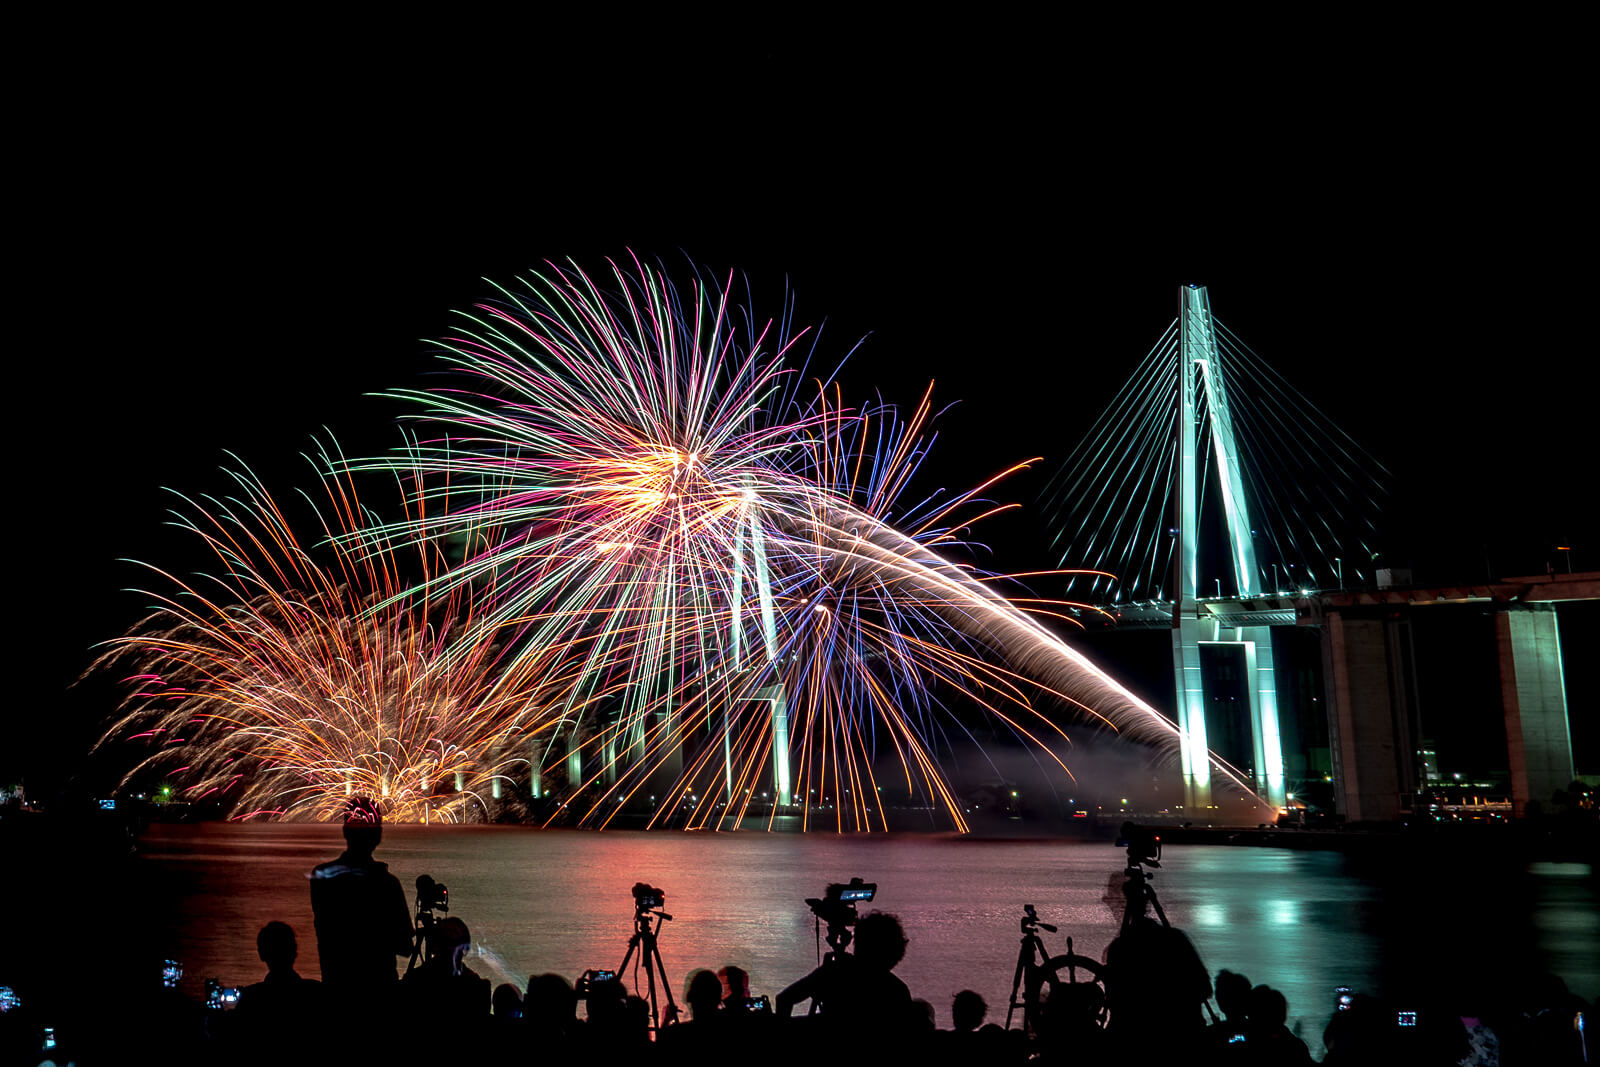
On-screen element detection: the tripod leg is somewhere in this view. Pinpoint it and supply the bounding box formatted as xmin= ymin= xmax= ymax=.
xmin=641 ymin=942 xmax=658 ymax=1030
xmin=650 ymin=941 xmax=679 ymax=1026
xmin=1148 ymin=886 xmax=1171 ymax=928
xmin=1006 ymin=939 xmax=1029 ymax=1030
xmin=618 ymin=933 xmax=639 ymax=978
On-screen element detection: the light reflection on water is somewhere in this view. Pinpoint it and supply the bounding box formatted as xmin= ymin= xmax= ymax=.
xmin=138 ymin=825 xmax=1595 ymax=1052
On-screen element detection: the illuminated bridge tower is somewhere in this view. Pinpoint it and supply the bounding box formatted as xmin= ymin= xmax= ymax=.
xmin=729 ymin=490 xmax=792 ymax=808
xmin=1171 ymin=286 xmax=1286 ymax=811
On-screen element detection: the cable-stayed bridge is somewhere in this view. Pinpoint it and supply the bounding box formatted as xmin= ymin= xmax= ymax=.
xmin=1047 ymin=286 xmax=1589 ymax=821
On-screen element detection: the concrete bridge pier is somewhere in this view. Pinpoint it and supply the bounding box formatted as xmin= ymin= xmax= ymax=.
xmin=1320 ymin=610 xmax=1419 ymax=822
xmin=1497 ymin=603 xmax=1574 ymax=816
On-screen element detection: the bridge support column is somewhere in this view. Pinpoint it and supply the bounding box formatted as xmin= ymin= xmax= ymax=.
xmin=757 ymin=685 xmax=791 ymax=808
xmin=1496 ymin=604 xmax=1573 ymax=817
xmin=566 ymin=731 xmax=583 ymax=789
xmin=1320 ymin=610 xmax=1417 ymax=822
xmin=1172 ymin=611 xmax=1213 ymax=808
xmin=1240 ymin=625 xmax=1287 ymax=810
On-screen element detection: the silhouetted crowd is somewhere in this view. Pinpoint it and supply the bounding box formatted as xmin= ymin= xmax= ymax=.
xmin=3 ymin=800 xmax=1592 ymax=1065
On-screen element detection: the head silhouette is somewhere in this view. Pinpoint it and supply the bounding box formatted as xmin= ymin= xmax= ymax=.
xmin=342 ymin=796 xmax=382 ymax=855
xmin=719 ymin=965 xmax=750 ymax=1000
xmin=256 ymin=921 xmax=298 ymax=973
xmin=685 ymin=969 xmax=723 ymax=1019
xmin=1215 ymin=969 xmax=1251 ymax=1021
xmin=853 ymin=911 xmax=908 ymax=972
xmin=525 ymin=973 xmax=577 ymax=1029
xmin=1248 ymin=984 xmax=1288 ymax=1029
xmin=952 ymin=989 xmax=987 ymax=1031
xmin=429 ymin=916 xmax=471 ymax=971
xmin=493 ymin=982 xmax=523 ymax=1018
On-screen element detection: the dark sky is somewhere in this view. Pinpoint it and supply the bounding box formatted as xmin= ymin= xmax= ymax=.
xmin=16 ymin=34 xmax=1594 ymax=791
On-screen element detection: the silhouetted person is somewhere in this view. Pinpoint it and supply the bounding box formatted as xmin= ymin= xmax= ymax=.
xmin=1240 ymin=984 xmax=1312 ymax=1065
xmin=1033 ymin=980 xmax=1108 ymax=1066
xmin=1503 ymin=973 xmax=1590 ymax=1066
xmin=658 ymin=968 xmax=730 ymax=1057
xmin=578 ymin=975 xmax=647 ymax=1057
xmin=1204 ymin=969 xmax=1253 ymax=1062
xmin=951 ymin=989 xmax=987 ymax=1033
xmin=943 ymin=988 xmax=1001 ymax=1060
xmin=492 ymin=982 xmax=523 ymax=1020
xmin=684 ymin=968 xmax=724 ymax=1021
xmin=1102 ymin=916 xmax=1211 ymax=1061
xmin=487 ymin=981 xmax=524 ymax=1057
xmin=714 ymin=963 xmax=774 ymax=1047
xmin=776 ymin=910 xmax=913 ymax=1050
xmin=525 ymin=972 xmax=581 ymax=1055
xmin=401 ymin=916 xmax=491 ymax=1023
xmin=233 ymin=921 xmax=327 ymax=1061
xmin=719 ymin=964 xmax=751 ymax=1010
xmin=308 ymin=797 xmax=410 ymax=998
xmin=1321 ymin=992 xmax=1389 ymax=1066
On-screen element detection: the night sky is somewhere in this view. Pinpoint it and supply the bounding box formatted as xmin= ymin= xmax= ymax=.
xmin=17 ymin=36 xmax=1594 ymax=796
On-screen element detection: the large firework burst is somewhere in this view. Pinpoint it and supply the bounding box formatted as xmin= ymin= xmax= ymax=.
xmin=347 ymin=255 xmax=1250 ymax=828
xmin=92 ymin=453 xmax=556 ymax=821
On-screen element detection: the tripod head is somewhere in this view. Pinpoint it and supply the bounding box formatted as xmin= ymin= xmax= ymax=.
xmin=804 ymin=877 xmax=876 ymax=960
xmin=1020 ymin=904 xmax=1057 ymax=936
xmin=631 ymin=882 xmax=673 ymax=925
xmin=1116 ymin=821 xmax=1161 ymax=872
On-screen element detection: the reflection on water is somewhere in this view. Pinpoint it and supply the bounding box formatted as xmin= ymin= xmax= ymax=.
xmin=134 ymin=825 xmax=1595 ymax=1052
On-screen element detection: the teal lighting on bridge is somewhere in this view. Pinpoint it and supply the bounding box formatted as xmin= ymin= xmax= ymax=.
xmin=1046 ymin=285 xmax=1387 ymax=811
xmin=1175 ymin=287 xmax=1283 ymax=808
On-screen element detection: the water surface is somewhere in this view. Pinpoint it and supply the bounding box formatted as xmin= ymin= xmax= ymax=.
xmin=131 ymin=825 xmax=1597 ymax=1051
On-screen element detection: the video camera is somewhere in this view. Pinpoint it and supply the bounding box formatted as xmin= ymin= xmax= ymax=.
xmin=632 ymin=882 xmax=666 ymax=912
xmin=416 ymin=874 xmax=450 ymax=916
xmin=1116 ymin=821 xmax=1161 ymax=867
xmin=737 ymin=995 xmax=772 ymax=1014
xmin=804 ymin=876 xmax=877 ymax=931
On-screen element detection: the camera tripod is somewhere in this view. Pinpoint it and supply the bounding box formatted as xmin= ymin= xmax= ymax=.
xmin=1119 ymin=850 xmax=1170 ymax=931
xmin=1004 ymin=904 xmax=1104 ymax=1034
xmin=618 ymin=903 xmax=680 ymax=1031
xmin=405 ymin=911 xmax=435 ymax=976
xmin=404 ymin=874 xmax=451 ymax=976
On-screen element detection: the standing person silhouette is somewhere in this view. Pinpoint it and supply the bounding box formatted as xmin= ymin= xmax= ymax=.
xmin=308 ymin=797 xmax=411 ymax=1002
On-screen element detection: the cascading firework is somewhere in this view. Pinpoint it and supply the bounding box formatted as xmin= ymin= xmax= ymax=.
xmin=91 ymin=453 xmax=560 ymax=821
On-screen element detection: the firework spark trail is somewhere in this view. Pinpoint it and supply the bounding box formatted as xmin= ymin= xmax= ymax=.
xmin=346 ymin=255 xmax=1268 ymax=827
xmin=92 ymin=454 xmax=560 ymax=821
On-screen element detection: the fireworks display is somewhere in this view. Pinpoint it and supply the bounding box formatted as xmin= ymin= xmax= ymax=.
xmin=93 ymin=454 xmax=557 ymax=821
xmin=96 ymin=254 xmax=1261 ymax=827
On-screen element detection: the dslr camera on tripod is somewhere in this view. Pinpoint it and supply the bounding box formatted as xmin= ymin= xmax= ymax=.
xmin=405 ymin=874 xmax=452 ymax=973
xmin=1115 ymin=821 xmax=1161 ymax=867
xmin=632 ymin=882 xmax=666 ymax=912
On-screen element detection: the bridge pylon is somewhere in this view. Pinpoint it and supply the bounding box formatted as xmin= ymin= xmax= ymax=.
xmin=1171 ymin=285 xmax=1286 ymax=812
xmin=730 ymin=488 xmax=791 ymax=807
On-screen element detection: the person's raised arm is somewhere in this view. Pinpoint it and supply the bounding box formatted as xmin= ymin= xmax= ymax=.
xmin=775 ymin=965 xmax=821 ymax=1018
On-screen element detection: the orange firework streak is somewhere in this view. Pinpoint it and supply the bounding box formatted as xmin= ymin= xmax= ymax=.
xmin=92 ymin=452 xmax=566 ymax=821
